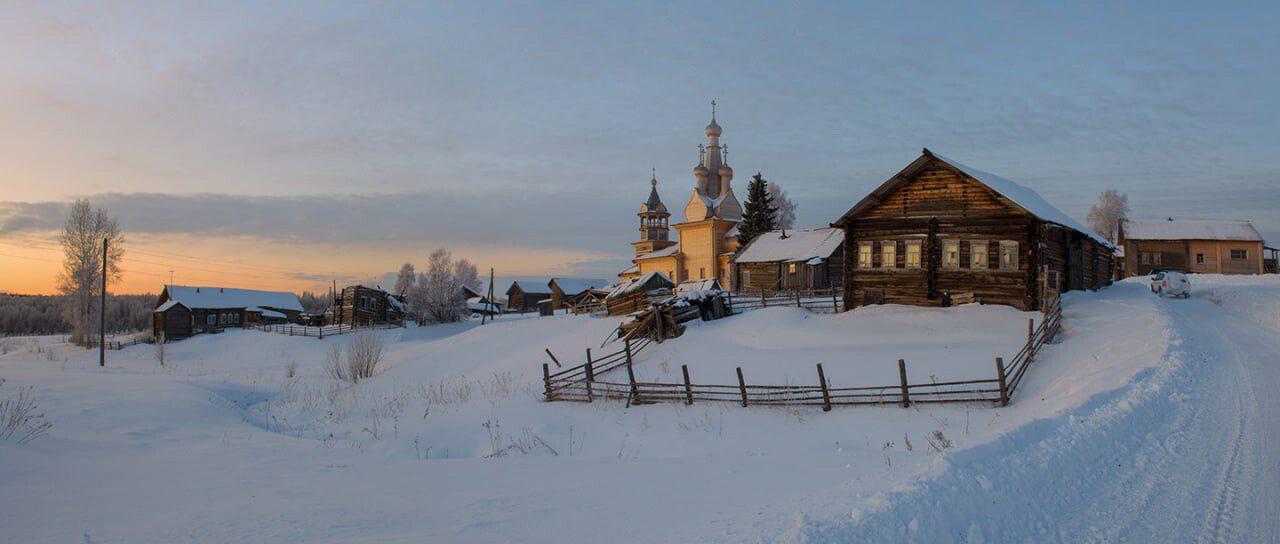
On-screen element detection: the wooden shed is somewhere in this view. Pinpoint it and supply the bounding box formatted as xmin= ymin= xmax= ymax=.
xmin=506 ymin=281 xmax=552 ymax=313
xmin=1117 ymin=219 xmax=1265 ymax=277
xmin=604 ymin=272 xmax=675 ymax=316
xmin=152 ymin=285 xmax=303 ymax=339
xmin=731 ymin=227 xmax=844 ymax=291
xmin=833 ymin=149 xmax=1113 ymax=311
xmin=547 ymin=278 xmax=608 ymax=309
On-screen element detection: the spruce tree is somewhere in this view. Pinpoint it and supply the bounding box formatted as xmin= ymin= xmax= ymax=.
xmin=737 ymin=173 xmax=777 ymax=247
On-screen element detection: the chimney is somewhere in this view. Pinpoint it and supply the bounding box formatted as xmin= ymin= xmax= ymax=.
xmin=196 ymin=287 xmax=200 ymax=293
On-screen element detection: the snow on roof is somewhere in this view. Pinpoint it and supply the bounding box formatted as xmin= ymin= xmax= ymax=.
xmin=153 ymin=300 xmax=184 ymax=313
xmin=930 ymin=152 xmax=1112 ymax=247
xmin=676 ymin=279 xmax=722 ymax=293
xmin=163 ymin=285 xmax=302 ymax=312
xmin=733 ymin=227 xmax=844 ymax=264
xmin=549 ymin=278 xmax=608 ymax=296
xmin=507 ymin=281 xmax=551 ymax=295
xmin=606 ymin=271 xmax=673 ymax=299
xmin=255 ymin=308 xmax=286 ymax=319
xmin=635 ymin=245 xmax=679 ymax=260
xmin=1123 ymin=219 xmax=1263 ymax=242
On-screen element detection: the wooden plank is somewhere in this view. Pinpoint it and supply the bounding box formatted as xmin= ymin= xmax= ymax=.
xmin=816 ymin=363 xmax=831 ymax=412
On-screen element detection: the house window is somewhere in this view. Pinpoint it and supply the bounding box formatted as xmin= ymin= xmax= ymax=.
xmin=742 ymin=270 xmax=751 ymax=286
xmin=1196 ymin=253 xmax=1205 ymax=264
xmin=905 ymin=241 xmax=921 ymax=269
xmin=1231 ymin=249 xmax=1248 ymax=261
xmin=207 ymin=314 xmax=216 ymax=325
xmin=999 ymin=241 xmax=1019 ymax=270
xmin=970 ymin=241 xmax=989 ymax=269
xmin=858 ymin=242 xmax=873 ymax=268
xmin=788 ymin=263 xmax=797 ymax=274
xmin=1141 ymin=252 xmax=1162 ymax=265
xmin=699 ymin=267 xmax=705 ymax=279
xmin=881 ymin=241 xmax=896 ymax=269
xmin=942 ymin=240 xmax=959 ymax=269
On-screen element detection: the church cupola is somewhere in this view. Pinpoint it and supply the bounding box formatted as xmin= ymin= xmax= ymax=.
xmin=684 ymin=99 xmax=743 ymax=222
xmin=633 ymin=169 xmax=677 ymax=258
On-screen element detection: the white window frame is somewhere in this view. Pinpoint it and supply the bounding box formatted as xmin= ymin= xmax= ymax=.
xmin=880 ymin=241 xmax=896 ymax=269
xmin=942 ymin=239 xmax=960 ymax=269
xmin=970 ymin=240 xmax=988 ymax=270
xmin=999 ymin=241 xmax=1019 ymax=270
xmin=858 ymin=242 xmax=873 ymax=268
xmin=905 ymin=240 xmax=922 ymax=269
xmin=742 ymin=270 xmax=751 ymax=286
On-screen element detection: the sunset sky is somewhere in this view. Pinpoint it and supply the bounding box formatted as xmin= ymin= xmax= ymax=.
xmin=2 ymin=1 xmax=1277 ymax=295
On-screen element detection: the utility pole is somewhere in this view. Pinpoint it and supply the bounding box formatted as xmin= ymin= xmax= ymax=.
xmin=100 ymin=237 xmax=107 ymax=367
xmin=482 ymin=268 xmax=494 ymax=324
xmin=169 ymin=270 xmax=173 ymax=285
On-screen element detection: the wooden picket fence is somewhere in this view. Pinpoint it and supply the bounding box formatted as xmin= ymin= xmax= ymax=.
xmin=544 ymin=296 xmax=1061 ymax=409
xmin=256 ymin=321 xmax=404 ymax=339
xmin=726 ymin=288 xmax=844 ymax=314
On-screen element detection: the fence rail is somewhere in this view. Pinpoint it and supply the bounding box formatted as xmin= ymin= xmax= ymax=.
xmin=255 ymin=321 xmax=405 ymax=339
xmin=726 ymin=288 xmax=844 ymax=314
xmin=544 ymin=295 xmax=1061 ymax=410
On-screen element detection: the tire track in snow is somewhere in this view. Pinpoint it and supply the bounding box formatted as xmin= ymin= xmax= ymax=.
xmin=787 ymin=289 xmax=1280 ymax=543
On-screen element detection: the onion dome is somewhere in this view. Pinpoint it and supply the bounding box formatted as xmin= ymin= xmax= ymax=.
xmin=718 ymin=162 xmax=733 ymax=178
xmin=705 ymin=117 xmax=721 ymax=138
xmin=693 ymin=163 xmax=709 ymax=177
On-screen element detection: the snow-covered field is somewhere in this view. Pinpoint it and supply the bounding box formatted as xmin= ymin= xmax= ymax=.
xmin=1 ymin=275 xmax=1277 ymax=542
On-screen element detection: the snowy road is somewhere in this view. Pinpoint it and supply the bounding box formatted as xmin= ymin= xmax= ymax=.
xmin=798 ymin=287 xmax=1280 ymax=542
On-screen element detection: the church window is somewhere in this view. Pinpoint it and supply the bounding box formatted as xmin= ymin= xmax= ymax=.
xmin=699 ymin=267 xmax=705 ymax=279
xmin=905 ymin=241 xmax=922 ymax=268
xmin=943 ymin=240 xmax=960 ymax=269
xmin=881 ymin=241 xmax=896 ymax=269
xmin=858 ymin=242 xmax=873 ymax=268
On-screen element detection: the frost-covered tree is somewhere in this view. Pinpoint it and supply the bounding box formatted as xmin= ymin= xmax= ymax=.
xmin=737 ymin=173 xmax=777 ymax=247
xmin=393 ymin=263 xmax=416 ymax=297
xmin=410 ymin=249 xmax=480 ymax=323
xmin=1087 ymin=189 xmax=1130 ymax=244
xmin=766 ymin=182 xmax=797 ymax=230
xmin=57 ymin=199 xmax=125 ymax=346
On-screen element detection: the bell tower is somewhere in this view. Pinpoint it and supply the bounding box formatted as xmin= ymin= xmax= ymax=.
xmin=632 ymin=169 xmax=677 ymax=258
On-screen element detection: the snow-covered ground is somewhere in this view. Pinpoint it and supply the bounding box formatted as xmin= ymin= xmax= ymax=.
xmin=1 ymin=275 xmax=1277 ymax=542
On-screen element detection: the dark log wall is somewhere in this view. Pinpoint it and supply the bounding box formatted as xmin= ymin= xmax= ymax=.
xmin=840 ymin=161 xmax=1112 ymax=312
xmin=155 ymin=305 xmax=193 ymax=338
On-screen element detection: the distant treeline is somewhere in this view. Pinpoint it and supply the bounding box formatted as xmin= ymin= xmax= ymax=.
xmin=1 ymin=291 xmax=334 ymax=336
xmin=0 ymin=294 xmax=156 ymax=336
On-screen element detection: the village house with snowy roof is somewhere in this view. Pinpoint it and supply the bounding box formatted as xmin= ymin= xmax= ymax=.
xmin=328 ymin=285 xmax=405 ymax=326
xmin=1117 ymin=218 xmax=1267 ymax=277
xmin=153 ymin=285 xmax=303 ymax=339
xmin=506 ymin=281 xmax=552 ymax=313
xmin=732 ymin=227 xmax=844 ymax=291
xmin=621 ymin=102 xmax=742 ymax=289
xmin=833 ymin=149 xmax=1114 ymax=311
xmin=547 ymin=278 xmax=608 ymax=310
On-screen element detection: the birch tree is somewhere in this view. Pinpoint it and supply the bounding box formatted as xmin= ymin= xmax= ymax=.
xmin=57 ymin=199 xmax=125 ymax=346
xmin=1087 ymin=189 xmax=1130 ymax=244
xmin=767 ymin=182 xmax=797 ymax=230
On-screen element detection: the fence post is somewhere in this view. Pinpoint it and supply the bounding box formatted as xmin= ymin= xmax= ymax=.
xmin=831 ymin=288 xmax=839 ymax=313
xmin=898 ymin=359 xmax=911 ymax=408
xmin=318 ymin=325 xmax=323 ymax=340
xmin=760 ymin=288 xmax=767 ymax=308
xmin=626 ymin=361 xmax=640 ymax=408
xmin=995 ymin=357 xmax=1009 ymax=406
xmin=584 ymin=349 xmax=595 ymax=402
xmin=1028 ymin=318 xmax=1034 ymax=345
xmin=682 ymin=364 xmax=694 ymax=405
xmin=624 ymin=338 xmax=633 ymax=367
xmin=795 ymin=290 xmax=801 ymax=308
xmin=543 ymin=363 xmax=552 ymax=401
xmin=817 ymin=363 xmax=832 ymax=412
xmin=736 ymin=367 xmax=749 ymax=407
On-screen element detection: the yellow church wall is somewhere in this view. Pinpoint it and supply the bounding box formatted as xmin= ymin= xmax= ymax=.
xmin=636 ymin=255 xmax=678 ymax=282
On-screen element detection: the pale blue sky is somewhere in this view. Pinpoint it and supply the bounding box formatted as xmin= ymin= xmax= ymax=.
xmin=2 ymin=1 xmax=1277 ymax=291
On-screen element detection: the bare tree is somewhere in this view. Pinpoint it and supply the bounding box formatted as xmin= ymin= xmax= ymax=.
xmin=1087 ymin=189 xmax=1130 ymax=244
xmin=411 ymin=248 xmax=480 ymax=323
xmin=394 ymin=263 xmax=416 ymax=297
xmin=767 ymin=182 xmax=797 ymax=230
xmin=57 ymin=199 xmax=125 ymax=346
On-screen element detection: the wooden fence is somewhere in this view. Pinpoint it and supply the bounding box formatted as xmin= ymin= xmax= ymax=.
xmin=726 ymin=288 xmax=844 ymax=314
xmin=544 ymin=296 xmax=1061 ymax=409
xmin=541 ymin=336 xmax=654 ymax=389
xmin=255 ymin=321 xmax=405 ymax=339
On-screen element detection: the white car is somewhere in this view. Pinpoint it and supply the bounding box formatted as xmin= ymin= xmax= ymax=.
xmin=1150 ymin=270 xmax=1191 ymax=298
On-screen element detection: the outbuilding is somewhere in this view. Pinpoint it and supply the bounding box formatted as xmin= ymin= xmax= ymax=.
xmin=731 ymin=227 xmax=844 ymax=291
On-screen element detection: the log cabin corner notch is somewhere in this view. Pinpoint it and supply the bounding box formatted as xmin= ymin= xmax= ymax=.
xmin=832 ymin=148 xmax=1114 ymax=311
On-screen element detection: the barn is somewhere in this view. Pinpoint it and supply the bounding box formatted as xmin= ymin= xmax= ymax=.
xmin=731 ymin=227 xmax=844 ymax=291
xmin=153 ymin=285 xmax=303 ymax=339
xmin=1117 ymin=218 xmax=1266 ymax=277
xmin=833 ymin=149 xmax=1113 ymax=311
xmin=547 ymin=278 xmax=608 ymax=309
xmin=506 ymin=281 xmax=552 ymax=313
